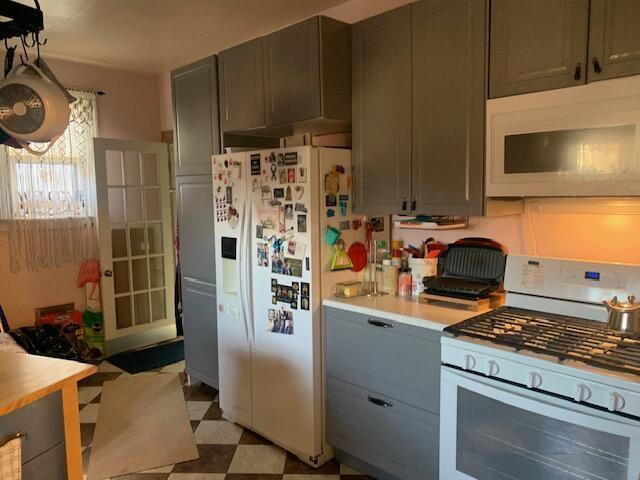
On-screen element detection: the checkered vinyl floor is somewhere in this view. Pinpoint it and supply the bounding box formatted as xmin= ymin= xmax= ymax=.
xmin=79 ymin=360 xmax=372 ymax=480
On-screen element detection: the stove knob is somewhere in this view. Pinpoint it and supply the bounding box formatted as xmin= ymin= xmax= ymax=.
xmin=573 ymin=383 xmax=591 ymax=402
xmin=463 ymin=354 xmax=476 ymax=371
xmin=608 ymin=392 xmax=626 ymax=412
xmin=527 ymin=372 xmax=542 ymax=389
xmin=484 ymin=360 xmax=499 ymax=377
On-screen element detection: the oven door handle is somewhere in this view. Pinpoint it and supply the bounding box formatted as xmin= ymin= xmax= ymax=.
xmin=441 ymin=367 xmax=640 ymax=436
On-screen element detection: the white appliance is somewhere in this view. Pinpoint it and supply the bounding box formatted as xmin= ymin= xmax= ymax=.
xmin=212 ymin=146 xmax=383 ymax=465
xmin=440 ymin=254 xmax=640 ymax=480
xmin=486 ymin=75 xmax=640 ymax=197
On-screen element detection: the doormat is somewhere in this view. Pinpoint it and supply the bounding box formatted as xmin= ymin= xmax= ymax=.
xmin=87 ymin=373 xmax=198 ymax=479
xmin=107 ymin=340 xmax=184 ymax=374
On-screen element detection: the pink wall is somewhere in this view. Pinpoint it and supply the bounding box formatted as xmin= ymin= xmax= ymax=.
xmin=0 ymin=57 xmax=163 ymax=328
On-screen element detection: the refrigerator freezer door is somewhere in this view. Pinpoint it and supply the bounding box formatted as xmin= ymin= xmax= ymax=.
xmin=213 ymin=152 xmax=253 ymax=426
xmin=248 ymin=146 xmax=322 ymax=459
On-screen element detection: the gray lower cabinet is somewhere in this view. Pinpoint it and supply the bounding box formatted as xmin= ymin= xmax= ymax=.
xmin=324 ymin=306 xmax=441 ymax=479
xmin=352 ymin=5 xmax=412 ymax=214
xmin=218 ymin=38 xmax=265 ymax=132
xmin=588 ymin=0 xmax=640 ymax=81
xmin=489 ymin=0 xmax=589 ymax=98
xmin=172 ymin=56 xmax=220 ymax=176
xmin=0 ymin=392 xmax=66 ymax=480
xmin=176 ymin=175 xmax=218 ymax=388
xmin=411 ymin=0 xmax=485 ymax=216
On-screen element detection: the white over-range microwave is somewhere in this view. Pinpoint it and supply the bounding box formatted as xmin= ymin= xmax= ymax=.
xmin=486 ymin=75 xmax=640 ymax=197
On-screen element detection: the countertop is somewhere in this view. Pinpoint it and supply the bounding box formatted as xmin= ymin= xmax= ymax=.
xmin=0 ymin=352 xmax=96 ymax=416
xmin=323 ymin=294 xmax=482 ymax=331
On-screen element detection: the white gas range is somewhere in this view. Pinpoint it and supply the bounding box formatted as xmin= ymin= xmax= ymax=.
xmin=439 ymin=254 xmax=640 ymax=480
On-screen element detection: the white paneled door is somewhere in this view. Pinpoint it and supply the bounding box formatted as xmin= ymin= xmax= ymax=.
xmin=94 ymin=138 xmax=176 ymax=354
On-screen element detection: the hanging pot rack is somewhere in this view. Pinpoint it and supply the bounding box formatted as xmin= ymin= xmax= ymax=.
xmin=0 ymin=1 xmax=44 ymax=42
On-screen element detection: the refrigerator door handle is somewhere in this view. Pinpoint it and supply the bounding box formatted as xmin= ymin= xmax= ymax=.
xmin=243 ymin=201 xmax=255 ymax=343
xmin=238 ymin=202 xmax=250 ymax=341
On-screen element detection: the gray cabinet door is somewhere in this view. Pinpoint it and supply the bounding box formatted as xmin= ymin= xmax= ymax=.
xmin=172 ymin=56 xmax=220 ymax=176
xmin=327 ymin=377 xmax=439 ymax=480
xmin=489 ymin=0 xmax=589 ymax=98
xmin=177 ymin=175 xmax=218 ymax=388
xmin=352 ymin=6 xmax=412 ymax=214
xmin=263 ymin=17 xmax=321 ymax=126
xmin=411 ymin=0 xmax=486 ymax=216
xmin=325 ymin=307 xmax=442 ymax=414
xmin=218 ymin=38 xmax=265 ymax=132
xmin=588 ymin=0 xmax=640 ymax=81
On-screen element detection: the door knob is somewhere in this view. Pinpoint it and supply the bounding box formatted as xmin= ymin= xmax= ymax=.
xmin=104 ymin=269 xmax=113 ymax=277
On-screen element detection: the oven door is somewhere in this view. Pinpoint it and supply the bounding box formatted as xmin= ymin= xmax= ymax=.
xmin=440 ymin=367 xmax=640 ymax=480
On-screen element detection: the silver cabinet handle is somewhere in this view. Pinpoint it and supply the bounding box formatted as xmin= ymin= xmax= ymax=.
xmin=368 ymin=395 xmax=393 ymax=407
xmin=368 ymin=318 xmax=394 ymax=328
xmin=103 ymin=269 xmax=113 ymax=277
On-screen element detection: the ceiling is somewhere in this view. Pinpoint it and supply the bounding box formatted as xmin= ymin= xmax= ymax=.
xmin=13 ymin=0 xmax=351 ymax=72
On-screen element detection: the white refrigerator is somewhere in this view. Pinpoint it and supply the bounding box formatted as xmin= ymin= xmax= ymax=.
xmin=212 ymin=146 xmax=386 ymax=466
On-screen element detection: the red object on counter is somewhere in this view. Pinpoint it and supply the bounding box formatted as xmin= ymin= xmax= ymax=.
xmin=347 ymin=242 xmax=368 ymax=272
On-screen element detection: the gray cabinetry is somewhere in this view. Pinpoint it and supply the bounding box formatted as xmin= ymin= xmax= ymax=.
xmin=352 ymin=5 xmax=412 ymax=215
xmin=489 ymin=0 xmax=589 ymax=98
xmin=176 ymin=175 xmax=218 ymax=388
xmin=324 ymin=306 xmax=442 ymax=479
xmin=412 ymin=0 xmax=485 ymax=216
xmin=218 ymin=38 xmax=265 ymax=132
xmin=172 ymin=56 xmax=220 ymax=176
xmin=263 ymin=16 xmax=351 ymax=127
xmin=589 ymin=0 xmax=640 ymax=81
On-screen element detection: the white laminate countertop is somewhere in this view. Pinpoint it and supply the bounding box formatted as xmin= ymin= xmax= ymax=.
xmin=323 ymin=294 xmax=482 ymax=331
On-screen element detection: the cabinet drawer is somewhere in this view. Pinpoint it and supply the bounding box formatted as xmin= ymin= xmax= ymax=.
xmin=22 ymin=442 xmax=67 ymax=480
xmin=0 ymin=392 xmax=64 ymax=463
xmin=326 ymin=377 xmax=439 ymax=480
xmin=325 ymin=306 xmax=441 ymax=413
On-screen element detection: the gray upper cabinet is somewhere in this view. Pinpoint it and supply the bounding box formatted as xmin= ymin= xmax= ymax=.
xmin=489 ymin=0 xmax=589 ymax=98
xmin=588 ymin=0 xmax=640 ymax=81
xmin=412 ymin=0 xmax=486 ymax=216
xmin=218 ymin=38 xmax=265 ymax=132
xmin=263 ymin=16 xmax=351 ymax=127
xmin=352 ymin=6 xmax=412 ymax=214
xmin=172 ymin=56 xmax=221 ymax=176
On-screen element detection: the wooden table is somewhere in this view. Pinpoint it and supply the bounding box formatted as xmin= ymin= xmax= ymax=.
xmin=0 ymin=352 xmax=97 ymax=480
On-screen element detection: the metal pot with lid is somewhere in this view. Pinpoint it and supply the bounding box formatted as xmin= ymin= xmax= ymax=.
xmin=603 ymin=295 xmax=640 ymax=337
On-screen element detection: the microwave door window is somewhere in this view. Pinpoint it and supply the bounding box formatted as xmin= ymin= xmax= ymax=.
xmin=504 ymin=125 xmax=637 ymax=177
xmin=456 ymin=388 xmax=630 ymax=480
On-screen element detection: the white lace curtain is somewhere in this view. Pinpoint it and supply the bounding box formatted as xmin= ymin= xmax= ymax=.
xmin=0 ymin=90 xmax=99 ymax=272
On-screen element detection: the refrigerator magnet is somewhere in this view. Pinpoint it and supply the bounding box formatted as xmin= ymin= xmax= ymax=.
xmin=270 ymin=163 xmax=277 ymax=181
xmin=285 ymin=186 xmax=293 ymax=201
xmin=301 ymin=297 xmax=310 ymax=311
xmin=273 ymin=188 xmax=284 ymax=199
xmin=301 ymin=283 xmax=309 ymax=296
xmin=250 ymin=154 xmax=261 ymax=175
xmin=277 ymin=153 xmax=285 ymax=166
xmin=257 ymin=244 xmax=268 ymax=267
xmin=279 ymin=169 xmax=287 ymax=184
xmin=295 ymin=203 xmax=307 ymax=213
xmin=326 ymin=195 xmax=337 ymax=207
xmin=326 ymin=209 xmax=335 ymax=217
xmin=339 ymin=220 xmax=350 ymax=231
xmin=297 ymin=214 xmax=307 ymax=233
xmin=295 ymin=185 xmax=304 ymax=200
xmin=284 ymin=152 xmax=298 ymax=165
xmin=287 ymin=168 xmax=296 ymax=183
xmin=284 ymin=204 xmax=293 ymax=219
xmin=298 ymin=167 xmax=307 ymax=183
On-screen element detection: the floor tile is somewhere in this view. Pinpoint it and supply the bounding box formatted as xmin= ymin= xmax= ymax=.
xmin=167 ymin=474 xmax=226 ymax=480
xmin=228 ymin=445 xmax=287 ymax=474
xmin=90 ymin=393 xmax=102 ymax=404
xmin=82 ymin=447 xmax=91 ymax=474
xmin=191 ymin=420 xmax=200 ymax=432
xmin=239 ymin=429 xmax=272 ymax=445
xmin=171 ymin=444 xmax=237 ymax=474
xmin=79 ymin=371 xmax=122 ymax=387
xmin=284 ymin=454 xmax=339 ymax=475
xmin=161 ymin=360 xmax=186 ymax=373
xmin=98 ymin=361 xmax=124 ymax=373
xmin=338 ymin=465 xmax=363 ymax=476
xmin=78 ymin=386 xmax=102 ymax=404
xmin=187 ymin=401 xmax=212 ymax=420
xmin=183 ymin=383 xmax=218 ymax=402
xmin=194 ymin=420 xmax=243 ymax=444
xmin=225 ymin=475 xmax=283 ymax=480
xmin=283 ymin=476 xmax=339 ymax=480
xmin=80 ymin=423 xmax=95 ymax=447
xmin=112 ymin=474 xmax=169 ymax=479
xmin=201 ymin=402 xmax=223 ymax=421
xmin=141 ymin=464 xmax=175 ymax=473
xmin=79 ymin=403 xmax=100 ymax=423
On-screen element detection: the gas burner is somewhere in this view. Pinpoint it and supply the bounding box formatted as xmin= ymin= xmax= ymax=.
xmin=445 ymin=306 xmax=640 ymax=376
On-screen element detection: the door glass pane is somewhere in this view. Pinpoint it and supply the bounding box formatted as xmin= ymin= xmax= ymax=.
xmin=149 ymin=256 xmax=164 ymax=288
xmin=151 ymin=290 xmax=166 ymax=321
xmin=124 ymin=151 xmax=141 ymax=185
xmin=113 ymin=261 xmax=130 ymax=294
xmin=134 ymin=292 xmax=150 ymax=324
xmin=111 ymin=228 xmax=128 ymax=258
xmin=147 ymin=223 xmax=163 ymax=254
xmin=106 ymin=150 xmax=123 ymax=185
xmin=456 ymin=388 xmax=630 ymax=480
xmin=145 ymin=188 xmax=161 ymax=220
xmin=115 ymin=296 xmax=132 ymax=329
xmin=129 ymin=226 xmax=146 ymax=256
xmin=142 ymin=153 xmax=159 ymax=186
xmin=504 ymin=125 xmax=636 ymax=175
xmin=126 ymin=188 xmax=144 ymax=222
xmin=108 ymin=188 xmax=125 ymax=223
xmin=132 ymin=258 xmax=149 ymax=291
